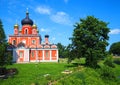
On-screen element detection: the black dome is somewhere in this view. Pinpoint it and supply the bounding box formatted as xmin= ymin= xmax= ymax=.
xmin=21 ymin=12 xmax=33 ymax=26
xmin=45 ymin=35 xmax=49 ymax=38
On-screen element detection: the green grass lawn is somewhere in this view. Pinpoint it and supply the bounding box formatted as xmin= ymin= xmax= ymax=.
xmin=0 ymin=63 xmax=72 ymax=85
xmin=1 ymin=58 xmax=120 ymax=85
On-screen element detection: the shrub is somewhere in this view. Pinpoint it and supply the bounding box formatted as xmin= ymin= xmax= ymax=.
xmin=104 ymin=54 xmax=115 ymax=68
xmin=100 ymin=65 xmax=116 ymax=80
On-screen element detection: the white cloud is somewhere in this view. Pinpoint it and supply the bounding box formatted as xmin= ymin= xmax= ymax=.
xmin=50 ymin=11 xmax=72 ymax=25
xmin=109 ymin=29 xmax=120 ymax=34
xmin=40 ymin=28 xmax=50 ymax=33
xmin=35 ymin=6 xmax=72 ymax=25
xmin=35 ymin=6 xmax=51 ymax=15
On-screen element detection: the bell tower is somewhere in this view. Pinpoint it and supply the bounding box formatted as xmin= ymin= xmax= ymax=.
xmin=21 ymin=10 xmax=33 ymax=35
xmin=14 ymin=23 xmax=19 ymax=35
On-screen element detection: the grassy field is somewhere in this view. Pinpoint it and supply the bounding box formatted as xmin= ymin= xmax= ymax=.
xmin=0 ymin=58 xmax=120 ymax=85
xmin=0 ymin=63 xmax=73 ymax=85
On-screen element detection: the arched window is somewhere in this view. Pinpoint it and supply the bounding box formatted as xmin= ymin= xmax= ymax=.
xmin=19 ymin=51 xmax=23 ymax=58
xmin=32 ymin=51 xmax=34 ymax=57
xmin=45 ymin=51 xmax=49 ymax=57
xmin=25 ymin=28 xmax=28 ymax=34
xmin=12 ymin=40 xmax=16 ymax=45
xmin=32 ymin=40 xmax=36 ymax=44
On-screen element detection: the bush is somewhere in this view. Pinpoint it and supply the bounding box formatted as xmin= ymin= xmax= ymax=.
xmin=100 ymin=65 xmax=116 ymax=80
xmin=104 ymin=55 xmax=115 ymax=68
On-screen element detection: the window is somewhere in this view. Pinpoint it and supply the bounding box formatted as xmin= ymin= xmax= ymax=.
xmin=31 ymin=51 xmax=34 ymax=57
xmin=25 ymin=28 xmax=28 ymax=34
xmin=45 ymin=51 xmax=49 ymax=57
xmin=32 ymin=40 xmax=36 ymax=44
xmin=19 ymin=51 xmax=23 ymax=58
xmin=12 ymin=40 xmax=16 ymax=45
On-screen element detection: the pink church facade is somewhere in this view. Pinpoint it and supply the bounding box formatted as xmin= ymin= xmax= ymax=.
xmin=8 ymin=11 xmax=58 ymax=63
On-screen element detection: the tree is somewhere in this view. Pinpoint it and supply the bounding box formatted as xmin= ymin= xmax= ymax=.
xmin=70 ymin=16 xmax=110 ymax=67
xmin=0 ymin=19 xmax=6 ymax=41
xmin=109 ymin=42 xmax=120 ymax=56
xmin=57 ymin=43 xmax=66 ymax=58
xmin=0 ymin=19 xmax=12 ymax=67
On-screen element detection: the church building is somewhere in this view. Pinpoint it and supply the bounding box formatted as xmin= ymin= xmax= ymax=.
xmin=8 ymin=10 xmax=58 ymax=63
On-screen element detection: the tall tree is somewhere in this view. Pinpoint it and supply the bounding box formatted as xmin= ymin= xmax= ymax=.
xmin=0 ymin=19 xmax=12 ymax=67
xmin=0 ymin=19 xmax=6 ymax=66
xmin=109 ymin=42 xmax=120 ymax=56
xmin=0 ymin=19 xmax=6 ymax=41
xmin=70 ymin=16 xmax=109 ymax=67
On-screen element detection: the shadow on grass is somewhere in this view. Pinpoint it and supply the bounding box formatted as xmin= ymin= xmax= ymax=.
xmin=114 ymin=60 xmax=120 ymax=65
xmin=0 ymin=67 xmax=18 ymax=79
xmin=113 ymin=58 xmax=120 ymax=65
xmin=65 ymin=63 xmax=86 ymax=68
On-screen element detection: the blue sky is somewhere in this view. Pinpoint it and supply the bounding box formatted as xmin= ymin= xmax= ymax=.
xmin=0 ymin=0 xmax=120 ymax=50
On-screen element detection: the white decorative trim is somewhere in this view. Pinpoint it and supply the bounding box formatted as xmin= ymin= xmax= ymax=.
xmin=43 ymin=50 xmax=44 ymax=60
xmin=56 ymin=49 xmax=59 ymax=61
xmin=36 ymin=50 xmax=38 ymax=62
xmin=24 ymin=49 xmax=29 ymax=62
xmin=39 ymin=60 xmax=58 ymax=62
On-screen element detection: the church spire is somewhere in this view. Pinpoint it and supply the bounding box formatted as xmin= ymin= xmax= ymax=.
xmin=21 ymin=8 xmax=33 ymax=26
xmin=26 ymin=8 xmax=29 ymax=18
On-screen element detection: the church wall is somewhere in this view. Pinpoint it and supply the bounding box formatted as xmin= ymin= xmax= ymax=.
xmin=18 ymin=50 xmax=24 ymax=62
xmin=19 ymin=37 xmax=28 ymax=46
xmin=21 ymin=25 xmax=32 ymax=35
xmin=52 ymin=50 xmax=57 ymax=60
xmin=13 ymin=49 xmax=18 ymax=62
xmin=24 ymin=49 xmax=29 ymax=62
xmin=38 ymin=50 xmax=43 ymax=60
xmin=44 ymin=50 xmax=50 ymax=60
xmin=9 ymin=37 xmax=17 ymax=45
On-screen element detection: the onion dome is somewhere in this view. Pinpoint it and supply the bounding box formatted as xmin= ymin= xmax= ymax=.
xmin=32 ymin=24 xmax=37 ymax=29
xmin=21 ymin=10 xmax=33 ymax=26
xmin=45 ymin=35 xmax=49 ymax=38
xmin=14 ymin=23 xmax=19 ymax=29
xmin=37 ymin=30 xmax=39 ymax=33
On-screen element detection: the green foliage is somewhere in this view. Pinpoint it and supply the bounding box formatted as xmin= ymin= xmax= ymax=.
xmin=56 ymin=66 xmax=120 ymax=85
xmin=59 ymin=58 xmax=68 ymax=63
xmin=57 ymin=43 xmax=66 ymax=58
xmin=109 ymin=42 xmax=120 ymax=56
xmin=57 ymin=68 xmax=104 ymax=85
xmin=0 ymin=19 xmax=12 ymax=67
xmin=5 ymin=51 xmax=13 ymax=65
xmin=70 ymin=16 xmax=110 ymax=68
xmin=0 ymin=19 xmax=6 ymax=40
xmin=0 ymin=42 xmax=7 ymax=66
xmin=72 ymin=58 xmax=86 ymax=65
xmin=99 ymin=65 xmax=116 ymax=81
xmin=104 ymin=54 xmax=115 ymax=68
